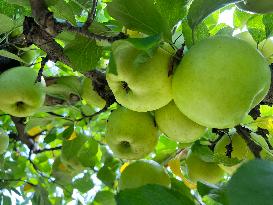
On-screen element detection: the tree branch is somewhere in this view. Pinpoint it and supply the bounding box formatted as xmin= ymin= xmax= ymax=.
xmin=33 ymin=146 xmax=62 ymax=154
xmin=82 ymin=0 xmax=98 ymax=30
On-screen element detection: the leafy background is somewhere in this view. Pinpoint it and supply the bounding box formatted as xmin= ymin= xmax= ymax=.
xmin=0 ymin=0 xmax=273 ymax=204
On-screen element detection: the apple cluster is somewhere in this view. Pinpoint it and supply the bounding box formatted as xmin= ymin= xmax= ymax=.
xmin=105 ymin=36 xmax=271 ymax=184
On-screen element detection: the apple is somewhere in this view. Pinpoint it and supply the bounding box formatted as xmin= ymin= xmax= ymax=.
xmin=0 ymin=129 xmax=9 ymax=155
xmin=234 ymin=32 xmax=273 ymax=65
xmin=237 ymin=0 xmax=273 ymax=14
xmin=80 ymin=76 xmax=106 ymax=109
xmin=172 ymin=36 xmax=271 ymax=129
xmin=105 ymin=106 xmax=158 ymax=160
xmin=106 ymin=40 xmax=173 ymax=112
xmin=118 ymin=160 xmax=170 ymax=190
xmin=0 ymin=66 xmax=46 ymax=117
xmin=214 ymin=133 xmax=252 ymax=174
xmin=155 ymin=101 xmax=206 ymax=143
xmin=234 ymin=31 xmax=257 ymax=48
xmin=258 ymin=38 xmax=273 ymax=65
xmin=186 ymin=152 xmax=224 ymax=184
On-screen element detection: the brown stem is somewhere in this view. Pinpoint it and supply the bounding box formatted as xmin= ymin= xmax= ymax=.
xmin=82 ymin=0 xmax=98 ymax=30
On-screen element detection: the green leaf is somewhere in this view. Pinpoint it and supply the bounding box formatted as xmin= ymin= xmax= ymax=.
xmin=227 ymin=160 xmax=273 ymax=205
xmin=97 ymin=165 xmax=116 ymax=187
xmin=126 ymin=34 xmax=162 ymax=51
xmin=233 ymin=8 xmax=252 ymax=28
xmin=107 ymin=0 xmax=170 ymax=40
xmin=191 ymin=142 xmax=214 ymax=162
xmin=2 ymin=195 xmax=11 ymax=205
xmin=247 ymin=15 xmax=266 ymax=43
xmin=116 ymin=184 xmax=195 ymax=205
xmin=49 ymin=0 xmax=81 ymax=25
xmin=73 ymin=172 xmax=94 ymax=193
xmin=0 ymin=50 xmax=26 ymax=64
xmin=262 ymin=14 xmax=273 ymax=38
xmin=93 ymin=191 xmax=116 ymax=205
xmin=213 ymin=153 xmax=242 ymax=166
xmin=187 ymin=0 xmax=242 ymax=29
xmin=0 ymin=14 xmax=14 ymax=34
xmin=32 ymin=186 xmax=52 ymax=205
xmin=77 ymin=138 xmax=98 ymax=167
xmin=197 ymin=182 xmax=219 ymax=197
xmin=182 ymin=20 xmax=209 ymax=48
xmin=64 ymin=35 xmax=103 ymax=72
xmin=155 ymin=0 xmax=189 ymax=29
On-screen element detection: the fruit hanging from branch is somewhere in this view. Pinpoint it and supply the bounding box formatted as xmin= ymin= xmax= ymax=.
xmin=172 ymin=36 xmax=271 ymax=129
xmin=106 ymin=40 xmax=173 ymax=112
xmin=105 ymin=106 xmax=158 ymax=160
xmin=0 ymin=66 xmax=46 ymax=117
xmin=118 ymin=160 xmax=171 ymax=190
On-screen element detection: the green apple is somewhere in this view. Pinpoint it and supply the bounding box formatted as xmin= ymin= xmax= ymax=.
xmin=234 ymin=32 xmax=273 ymax=65
xmin=186 ymin=152 xmax=224 ymax=184
xmin=118 ymin=160 xmax=170 ymax=190
xmin=258 ymin=38 xmax=273 ymax=65
xmin=237 ymin=0 xmax=273 ymax=14
xmin=234 ymin=31 xmax=257 ymax=48
xmin=0 ymin=66 xmax=46 ymax=117
xmin=172 ymin=36 xmax=271 ymax=128
xmin=155 ymin=101 xmax=206 ymax=143
xmin=106 ymin=40 xmax=173 ymax=112
xmin=105 ymin=106 xmax=158 ymax=160
xmin=0 ymin=129 xmax=9 ymax=155
xmin=80 ymin=76 xmax=106 ymax=109
xmin=214 ymin=133 xmax=252 ymax=174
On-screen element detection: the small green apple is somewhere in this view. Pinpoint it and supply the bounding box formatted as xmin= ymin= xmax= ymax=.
xmin=155 ymin=101 xmax=206 ymax=143
xmin=0 ymin=66 xmax=46 ymax=117
xmin=214 ymin=133 xmax=252 ymax=174
xmin=186 ymin=152 xmax=224 ymax=184
xmin=118 ymin=160 xmax=170 ymax=190
xmin=234 ymin=31 xmax=257 ymax=48
xmin=258 ymin=38 xmax=273 ymax=65
xmin=105 ymin=106 xmax=158 ymax=160
xmin=106 ymin=40 xmax=173 ymax=112
xmin=172 ymin=36 xmax=271 ymax=128
xmin=237 ymin=0 xmax=273 ymax=14
xmin=0 ymin=129 xmax=9 ymax=155
xmin=80 ymin=76 xmax=106 ymax=109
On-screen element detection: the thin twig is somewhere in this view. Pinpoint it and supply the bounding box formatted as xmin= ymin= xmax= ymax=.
xmin=82 ymin=0 xmax=98 ymax=30
xmin=33 ymin=146 xmax=62 ymax=154
xmin=0 ymin=178 xmax=36 ymax=187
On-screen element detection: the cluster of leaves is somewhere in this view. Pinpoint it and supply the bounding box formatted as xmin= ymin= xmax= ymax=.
xmin=0 ymin=0 xmax=273 ymax=205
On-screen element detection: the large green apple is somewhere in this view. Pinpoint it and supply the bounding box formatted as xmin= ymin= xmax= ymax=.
xmin=118 ymin=160 xmax=170 ymax=190
xmin=214 ymin=133 xmax=252 ymax=174
xmin=186 ymin=152 xmax=224 ymax=184
xmin=237 ymin=0 xmax=273 ymax=14
xmin=172 ymin=36 xmax=271 ymax=128
xmin=0 ymin=66 xmax=46 ymax=117
xmin=106 ymin=40 xmax=173 ymax=112
xmin=155 ymin=101 xmax=206 ymax=143
xmin=234 ymin=31 xmax=257 ymax=48
xmin=80 ymin=76 xmax=106 ymax=109
xmin=0 ymin=129 xmax=9 ymax=155
xmin=105 ymin=106 xmax=158 ymax=160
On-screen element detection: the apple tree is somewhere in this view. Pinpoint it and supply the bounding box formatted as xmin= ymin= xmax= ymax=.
xmin=0 ymin=0 xmax=273 ymax=204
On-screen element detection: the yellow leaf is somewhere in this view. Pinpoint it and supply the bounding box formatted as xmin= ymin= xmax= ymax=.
xmin=168 ymin=158 xmax=196 ymax=190
xmin=120 ymin=162 xmax=129 ymax=173
xmin=27 ymin=126 xmax=42 ymax=137
xmin=68 ymin=131 xmax=77 ymax=141
xmin=23 ymin=184 xmax=34 ymax=192
xmin=255 ymin=116 xmax=273 ymax=132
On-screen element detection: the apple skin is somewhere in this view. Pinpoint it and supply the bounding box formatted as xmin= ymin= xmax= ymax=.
xmin=237 ymin=0 xmax=273 ymax=14
xmin=106 ymin=40 xmax=173 ymax=112
xmin=186 ymin=152 xmax=224 ymax=184
xmin=118 ymin=160 xmax=170 ymax=190
xmin=172 ymin=36 xmax=271 ymax=129
xmin=0 ymin=67 xmax=46 ymax=117
xmin=155 ymin=101 xmax=206 ymax=143
xmin=80 ymin=76 xmax=106 ymax=109
xmin=234 ymin=32 xmax=273 ymax=65
xmin=234 ymin=31 xmax=257 ymax=48
xmin=258 ymin=38 xmax=273 ymax=65
xmin=0 ymin=130 xmax=9 ymax=155
xmin=214 ymin=133 xmax=252 ymax=174
xmin=105 ymin=106 xmax=158 ymax=160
